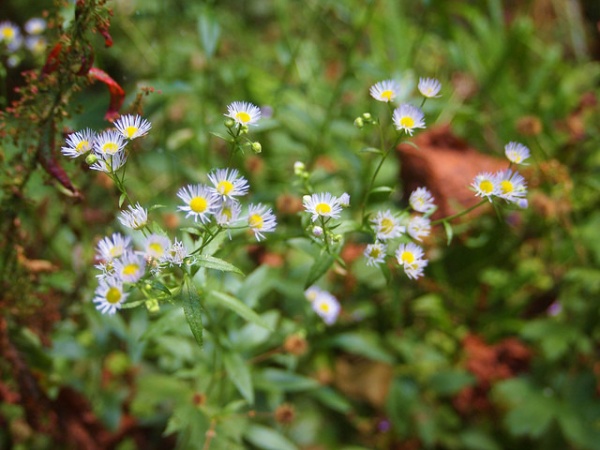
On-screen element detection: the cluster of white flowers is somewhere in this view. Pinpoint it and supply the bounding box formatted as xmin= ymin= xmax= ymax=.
xmin=177 ymin=167 xmax=277 ymax=241
xmin=364 ymin=187 xmax=435 ymax=279
xmin=61 ymin=114 xmax=151 ymax=173
xmin=472 ymin=142 xmax=530 ymax=207
xmin=93 ymin=232 xmax=188 ymax=314
xmin=304 ymin=285 xmax=341 ymax=325
xmin=1 ymin=18 xmax=47 ymax=66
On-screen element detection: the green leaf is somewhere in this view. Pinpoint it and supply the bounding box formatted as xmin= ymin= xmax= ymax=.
xmin=118 ymin=192 xmax=127 ymax=208
xmin=237 ymin=265 xmax=274 ymax=309
xmin=148 ymin=204 xmax=166 ymax=211
xmin=443 ymin=221 xmax=453 ymax=245
xmin=208 ymin=291 xmax=272 ymax=330
xmin=256 ymin=368 xmax=320 ymax=392
xmin=195 ymin=254 xmax=244 ymax=275
xmin=330 ymin=332 xmax=394 ymax=363
xmin=180 ymin=275 xmax=204 ymax=347
xmin=209 ymin=131 xmax=232 ymax=142
xmin=368 ymin=185 xmax=394 ymax=195
xmin=223 ymin=351 xmax=254 ymax=404
xmin=311 ymin=387 xmax=353 ymax=413
xmin=148 ymin=280 xmax=172 ymax=296
xmin=360 ymin=147 xmax=384 ymax=155
xmin=244 ymin=424 xmax=298 ymax=450
xmin=305 ymin=251 xmax=336 ymax=288
xmin=428 ymin=370 xmax=475 ymax=395
xmin=197 ymin=9 xmax=221 ymax=59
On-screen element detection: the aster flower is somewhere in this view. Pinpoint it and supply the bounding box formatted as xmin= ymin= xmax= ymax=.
xmin=392 ymin=104 xmax=425 ymax=135
xmin=0 ymin=21 xmax=22 ymax=51
xmin=225 ymin=101 xmax=262 ymax=126
xmin=161 ymin=239 xmax=188 ymax=266
xmin=312 ymin=290 xmax=341 ymax=326
xmin=114 ymin=114 xmax=152 ymax=140
xmin=25 ymin=36 xmax=46 ymax=55
xmin=471 ymin=172 xmax=499 ymax=200
xmin=93 ymin=277 xmax=129 ymax=315
xmin=24 ymin=18 xmax=46 ymax=35
xmin=61 ymin=129 xmax=96 ymax=158
xmin=369 ymin=79 xmax=401 ymax=103
xmin=496 ymin=169 xmax=527 ymax=203
xmin=304 ymin=285 xmax=323 ymax=302
xmin=403 ymin=258 xmax=428 ymax=280
xmin=303 ymin=193 xmax=343 ymax=222
xmin=208 ymin=168 xmax=250 ymax=199
xmin=93 ymin=130 xmax=126 ymax=156
xmin=407 ymin=216 xmax=431 ymax=242
xmin=118 ymin=203 xmax=148 ymax=230
xmin=96 ymin=233 xmax=132 ymax=262
xmin=339 ymin=192 xmax=351 ymax=208
xmin=396 ymin=243 xmax=427 ymax=279
xmin=409 ymin=187 xmax=435 ymax=213
xmin=371 ymin=210 xmax=405 ymax=241
xmin=89 ymin=151 xmax=127 ymax=173
xmin=114 ymin=252 xmax=146 ymax=283
xmin=177 ymin=184 xmax=219 ymax=223
xmin=504 ymin=141 xmax=530 ymax=165
xmin=364 ymin=242 xmax=387 ymax=266
xmin=143 ymin=234 xmax=171 ymax=259
xmin=247 ymin=203 xmax=277 ymax=241
xmin=418 ymin=77 xmax=442 ymax=98
xmin=215 ymin=198 xmax=242 ymax=226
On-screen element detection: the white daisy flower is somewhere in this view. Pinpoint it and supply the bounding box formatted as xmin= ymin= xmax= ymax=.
xmin=143 ymin=234 xmax=171 ymax=259
xmin=392 ymin=104 xmax=426 ymax=136
xmin=409 ymin=187 xmax=435 ymax=213
xmin=114 ymin=114 xmax=152 ymax=140
xmin=25 ymin=35 xmax=46 ymax=55
xmin=0 ymin=21 xmax=21 ymax=51
xmin=93 ymin=130 xmax=126 ymax=156
xmin=118 ymin=203 xmax=148 ymax=230
xmin=208 ymin=168 xmax=250 ymax=199
xmin=418 ymin=77 xmax=442 ymax=98
xmin=24 ymin=18 xmax=46 ymax=35
xmin=215 ymin=198 xmax=242 ymax=226
xmin=96 ymin=233 xmax=132 ymax=262
xmin=225 ymin=101 xmax=262 ymax=126
xmin=161 ymin=238 xmax=188 ymax=266
xmin=371 ymin=210 xmax=405 ymax=241
xmin=396 ymin=243 xmax=427 ymax=279
xmin=504 ymin=141 xmax=530 ymax=165
xmin=93 ymin=277 xmax=129 ymax=315
xmin=364 ymin=242 xmax=387 ymax=266
xmin=496 ymin=170 xmax=527 ymax=203
xmin=247 ymin=203 xmax=277 ymax=241
xmin=339 ymin=192 xmax=351 ymax=208
xmin=177 ymin=184 xmax=219 ymax=223
xmin=114 ymin=252 xmax=146 ymax=283
xmin=312 ymin=290 xmax=341 ymax=326
xmin=369 ymin=79 xmax=401 ymax=103
xmin=304 ymin=285 xmax=323 ymax=302
xmin=89 ymin=151 xmax=127 ymax=173
xmin=303 ymin=192 xmax=343 ymax=222
xmin=472 ymin=172 xmax=499 ymax=200
xmin=61 ymin=128 xmax=96 ymax=158
xmin=407 ymin=216 xmax=431 ymax=242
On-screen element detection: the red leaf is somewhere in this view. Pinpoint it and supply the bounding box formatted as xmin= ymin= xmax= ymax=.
xmin=41 ymin=43 xmax=63 ymax=76
xmin=99 ymin=26 xmax=113 ymax=48
xmin=88 ymin=67 xmax=125 ymax=121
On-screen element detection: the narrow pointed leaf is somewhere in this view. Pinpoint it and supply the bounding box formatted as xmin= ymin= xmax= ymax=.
xmin=223 ymin=351 xmax=254 ymax=404
xmin=195 ymin=255 xmax=244 ymax=275
xmin=208 ymin=291 xmax=272 ymax=330
xmin=181 ymin=275 xmax=204 ymax=347
xmin=443 ymin=221 xmax=454 ymax=245
xmin=305 ymin=251 xmax=335 ymax=288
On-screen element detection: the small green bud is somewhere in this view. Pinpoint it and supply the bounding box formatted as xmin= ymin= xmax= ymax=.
xmin=240 ymin=125 xmax=249 ymax=134
xmin=294 ymin=161 xmax=306 ymax=176
xmin=362 ymin=112 xmax=372 ymax=122
xmin=333 ymin=234 xmax=343 ymax=242
xmin=224 ymin=118 xmax=235 ymax=128
xmin=251 ymin=142 xmax=262 ymax=153
xmin=354 ymin=117 xmax=364 ymax=128
xmin=85 ymin=154 xmax=98 ymax=165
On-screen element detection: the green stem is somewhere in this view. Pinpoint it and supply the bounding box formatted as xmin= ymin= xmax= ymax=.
xmin=431 ymin=199 xmax=488 ymax=225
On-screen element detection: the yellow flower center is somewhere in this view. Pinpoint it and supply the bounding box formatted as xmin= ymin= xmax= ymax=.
xmin=221 ymin=207 xmax=233 ymax=221
xmin=149 ymin=242 xmax=164 ymax=256
xmin=249 ymin=213 xmax=264 ymax=229
xmin=106 ymin=287 xmax=122 ymax=304
xmin=319 ymin=302 xmax=330 ymax=313
xmin=109 ymin=246 xmax=122 ymax=258
xmin=190 ymin=196 xmax=208 ymax=213
xmin=500 ymin=180 xmax=514 ymax=194
xmin=380 ymin=218 xmax=394 ymax=234
xmin=124 ymin=126 xmax=138 ymax=138
xmin=479 ymin=180 xmax=494 ymax=194
xmin=2 ymin=28 xmax=14 ymax=40
xmin=123 ymin=263 xmax=139 ymax=276
xmin=217 ymin=180 xmax=234 ymax=195
xmin=508 ymin=152 xmax=520 ymax=163
xmin=400 ymin=251 xmax=415 ymax=265
xmin=76 ymin=140 xmax=90 ymax=153
xmin=235 ymin=111 xmax=251 ymax=123
xmin=102 ymin=142 xmax=119 ymax=154
xmin=381 ymin=90 xmax=394 ymax=101
xmin=399 ymin=116 xmax=415 ymax=129
xmin=315 ymin=203 xmax=332 ymax=215
xmin=369 ymin=247 xmax=381 ymax=258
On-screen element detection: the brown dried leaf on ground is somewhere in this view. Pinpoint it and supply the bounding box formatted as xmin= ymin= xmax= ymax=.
xmin=397 ymin=125 xmax=506 ymax=220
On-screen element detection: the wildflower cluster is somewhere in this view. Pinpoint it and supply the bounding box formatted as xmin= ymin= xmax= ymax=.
xmin=223 ymin=101 xmax=264 ymax=156
xmin=472 ymin=142 xmax=530 ymax=208
xmin=0 ymin=18 xmax=48 ymax=67
xmin=304 ymin=285 xmax=341 ymax=325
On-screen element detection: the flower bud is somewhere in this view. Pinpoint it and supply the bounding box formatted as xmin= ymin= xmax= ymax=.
xmin=224 ymin=118 xmax=235 ymax=128
xmin=362 ymin=112 xmax=372 ymax=122
xmin=294 ymin=161 xmax=306 ymax=176
xmin=312 ymin=226 xmax=323 ymax=237
xmin=354 ymin=117 xmax=364 ymax=128
xmin=85 ymin=153 xmax=98 ymax=165
xmin=251 ymin=142 xmax=262 ymax=153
